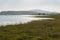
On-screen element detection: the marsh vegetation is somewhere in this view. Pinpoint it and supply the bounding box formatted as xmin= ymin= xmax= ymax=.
xmin=0 ymin=15 xmax=60 ymax=40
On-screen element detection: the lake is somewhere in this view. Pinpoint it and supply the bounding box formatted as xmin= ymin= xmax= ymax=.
xmin=0 ymin=15 xmax=53 ymax=26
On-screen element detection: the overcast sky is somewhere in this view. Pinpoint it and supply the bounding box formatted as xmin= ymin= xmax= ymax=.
xmin=0 ymin=0 xmax=60 ymax=12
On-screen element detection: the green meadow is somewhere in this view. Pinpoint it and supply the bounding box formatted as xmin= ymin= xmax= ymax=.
xmin=0 ymin=15 xmax=60 ymax=40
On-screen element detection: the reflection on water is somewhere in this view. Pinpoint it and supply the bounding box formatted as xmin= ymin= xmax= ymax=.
xmin=0 ymin=15 xmax=54 ymax=26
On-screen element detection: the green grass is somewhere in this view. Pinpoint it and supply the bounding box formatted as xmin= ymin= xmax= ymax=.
xmin=0 ymin=14 xmax=60 ymax=40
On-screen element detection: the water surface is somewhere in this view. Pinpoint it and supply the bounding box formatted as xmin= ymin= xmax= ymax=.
xmin=0 ymin=15 xmax=53 ymax=26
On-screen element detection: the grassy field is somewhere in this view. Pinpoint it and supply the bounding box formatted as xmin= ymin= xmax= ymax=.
xmin=0 ymin=15 xmax=60 ymax=40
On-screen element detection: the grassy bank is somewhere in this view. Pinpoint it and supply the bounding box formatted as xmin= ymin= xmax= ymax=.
xmin=0 ymin=15 xmax=60 ymax=40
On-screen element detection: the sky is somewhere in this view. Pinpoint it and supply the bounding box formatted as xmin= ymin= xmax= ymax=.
xmin=0 ymin=0 xmax=60 ymax=12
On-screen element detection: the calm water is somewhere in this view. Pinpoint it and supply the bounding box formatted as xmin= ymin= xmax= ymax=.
xmin=0 ymin=15 xmax=53 ymax=26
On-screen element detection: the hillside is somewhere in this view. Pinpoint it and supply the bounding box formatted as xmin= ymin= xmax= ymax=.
xmin=0 ymin=9 xmax=60 ymax=15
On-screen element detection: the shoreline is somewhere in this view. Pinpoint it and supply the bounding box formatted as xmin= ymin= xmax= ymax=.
xmin=0 ymin=18 xmax=54 ymax=27
xmin=0 ymin=15 xmax=54 ymax=26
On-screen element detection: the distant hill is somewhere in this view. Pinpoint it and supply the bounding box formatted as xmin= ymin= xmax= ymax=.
xmin=0 ymin=11 xmax=38 ymax=15
xmin=0 ymin=9 xmax=60 ymax=15
xmin=31 ymin=9 xmax=60 ymax=15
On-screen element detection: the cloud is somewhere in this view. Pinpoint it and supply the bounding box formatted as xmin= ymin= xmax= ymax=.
xmin=0 ymin=0 xmax=60 ymax=12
